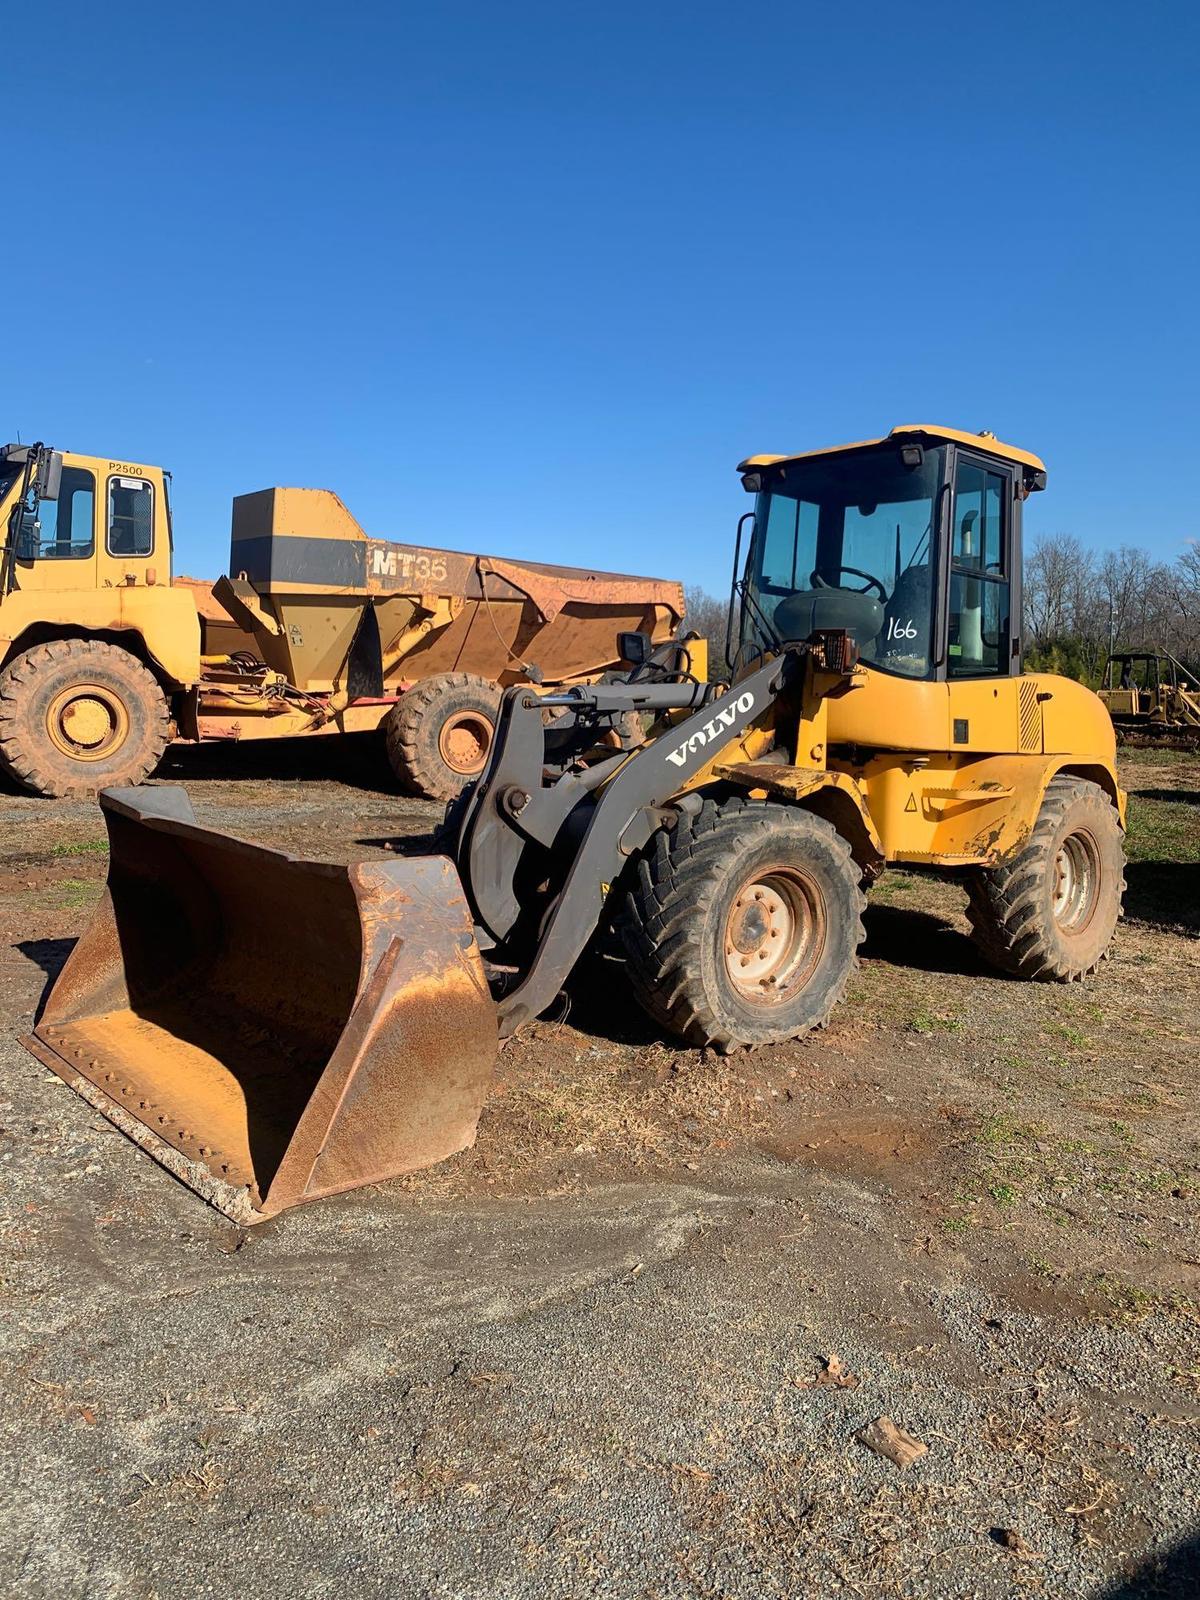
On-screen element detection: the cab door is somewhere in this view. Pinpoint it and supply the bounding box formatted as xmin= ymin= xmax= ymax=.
xmin=944 ymin=449 xmax=1020 ymax=680
xmin=11 ymin=457 xmax=99 ymax=594
xmin=102 ymin=472 xmax=158 ymax=579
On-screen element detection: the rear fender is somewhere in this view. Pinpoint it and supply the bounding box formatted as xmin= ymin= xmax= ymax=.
xmin=881 ymin=754 xmax=1125 ymax=865
xmin=925 ymin=755 xmax=1126 ymax=863
xmin=1050 ymin=760 xmax=1126 ymax=826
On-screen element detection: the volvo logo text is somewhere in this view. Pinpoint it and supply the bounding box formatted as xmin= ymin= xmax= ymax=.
xmin=665 ymin=692 xmax=755 ymax=767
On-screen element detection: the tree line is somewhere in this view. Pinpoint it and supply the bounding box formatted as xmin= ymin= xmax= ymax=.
xmin=685 ymin=536 xmax=1200 ymax=687
xmin=1023 ymin=534 xmax=1200 ymax=682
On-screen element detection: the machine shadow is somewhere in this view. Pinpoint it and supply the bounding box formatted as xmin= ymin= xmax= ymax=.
xmin=16 ymin=938 xmax=77 ymax=1023
xmin=860 ymin=903 xmax=990 ymax=977
xmin=1130 ymin=787 xmax=1200 ymax=806
xmin=570 ymin=902 xmax=992 ymax=1051
xmin=354 ymin=832 xmax=441 ymax=857
xmin=1092 ymin=1530 xmax=1200 ymax=1599
xmin=1124 ymin=860 xmax=1200 ymax=935
xmin=157 ymin=731 xmax=395 ymax=795
xmin=564 ymin=949 xmax=676 ymax=1049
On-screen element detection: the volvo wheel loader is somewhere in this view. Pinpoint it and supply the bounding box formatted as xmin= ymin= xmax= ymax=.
xmin=24 ymin=425 xmax=1127 ymax=1223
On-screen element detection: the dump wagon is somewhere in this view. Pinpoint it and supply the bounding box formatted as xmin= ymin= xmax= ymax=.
xmin=0 ymin=443 xmax=683 ymax=799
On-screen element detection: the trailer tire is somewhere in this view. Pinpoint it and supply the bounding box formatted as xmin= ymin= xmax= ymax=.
xmin=385 ymin=673 xmax=502 ymax=802
xmin=965 ymin=776 xmax=1125 ymax=981
xmin=619 ymin=796 xmax=865 ymax=1052
xmin=0 ymin=638 xmax=170 ymax=799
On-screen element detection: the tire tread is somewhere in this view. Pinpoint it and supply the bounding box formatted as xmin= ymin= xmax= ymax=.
xmin=965 ymin=776 xmax=1125 ymax=982
xmin=0 ymin=639 xmax=169 ymax=799
xmin=619 ymin=796 xmax=866 ymax=1052
xmin=385 ymin=672 xmax=501 ymax=801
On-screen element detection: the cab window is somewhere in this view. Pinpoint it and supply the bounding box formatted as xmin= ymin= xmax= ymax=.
xmin=760 ymin=494 xmax=819 ymax=590
xmin=107 ymin=477 xmax=154 ymax=557
xmin=744 ymin=446 xmax=941 ymax=679
xmin=27 ymin=466 xmax=96 ymax=559
xmin=947 ymin=457 xmax=1011 ymax=677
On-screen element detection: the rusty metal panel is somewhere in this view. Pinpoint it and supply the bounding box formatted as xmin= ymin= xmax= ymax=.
xmin=25 ymin=787 xmax=498 ymax=1221
xmin=228 ymin=487 xmax=684 ymax=615
xmin=194 ymin=484 xmax=685 ymax=741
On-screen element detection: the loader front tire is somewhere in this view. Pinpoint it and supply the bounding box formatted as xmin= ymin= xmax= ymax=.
xmin=0 ymin=639 xmax=170 ymax=799
xmin=620 ymin=796 xmax=865 ymax=1052
xmin=385 ymin=672 xmax=502 ymax=802
xmin=965 ymin=776 xmax=1125 ymax=982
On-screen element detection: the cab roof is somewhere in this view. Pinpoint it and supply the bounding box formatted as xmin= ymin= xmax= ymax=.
xmin=738 ymin=425 xmax=1046 ymax=481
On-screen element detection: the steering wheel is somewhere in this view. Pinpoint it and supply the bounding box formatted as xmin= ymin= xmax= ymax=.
xmin=810 ymin=566 xmax=887 ymax=601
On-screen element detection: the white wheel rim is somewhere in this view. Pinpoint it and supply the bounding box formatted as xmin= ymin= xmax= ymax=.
xmin=723 ymin=867 xmax=826 ymax=1004
xmin=1052 ymin=830 xmax=1100 ymax=931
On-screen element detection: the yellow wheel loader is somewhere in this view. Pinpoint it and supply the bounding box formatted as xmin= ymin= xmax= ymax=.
xmin=24 ymin=426 xmax=1127 ymax=1223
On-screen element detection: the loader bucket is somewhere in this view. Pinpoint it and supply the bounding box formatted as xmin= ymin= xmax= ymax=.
xmin=24 ymin=787 xmax=498 ymax=1223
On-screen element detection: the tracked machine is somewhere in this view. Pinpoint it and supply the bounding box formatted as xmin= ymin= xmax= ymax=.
xmin=1099 ymin=647 xmax=1200 ymax=742
xmin=25 ymin=426 xmax=1127 ymax=1221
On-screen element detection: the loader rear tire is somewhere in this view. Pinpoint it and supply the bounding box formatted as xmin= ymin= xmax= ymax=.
xmin=619 ymin=796 xmax=865 ymax=1052
xmin=0 ymin=639 xmax=170 ymax=799
xmin=965 ymin=776 xmax=1125 ymax=982
xmin=385 ymin=673 xmax=502 ymax=802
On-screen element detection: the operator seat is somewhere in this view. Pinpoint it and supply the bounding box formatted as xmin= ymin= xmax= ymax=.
xmin=878 ymin=564 xmax=931 ymax=667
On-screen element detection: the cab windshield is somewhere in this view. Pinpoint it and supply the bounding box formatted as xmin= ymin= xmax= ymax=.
xmin=743 ymin=444 xmax=943 ymax=679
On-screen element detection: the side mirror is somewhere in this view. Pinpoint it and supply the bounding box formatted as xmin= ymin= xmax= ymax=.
xmin=617 ymin=630 xmax=651 ymax=667
xmin=16 ymin=506 xmax=41 ymax=558
xmin=36 ymin=448 xmax=63 ymax=501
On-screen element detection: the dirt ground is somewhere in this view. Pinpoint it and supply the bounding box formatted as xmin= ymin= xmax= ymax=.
xmin=1 ymin=735 xmax=1197 ymax=1599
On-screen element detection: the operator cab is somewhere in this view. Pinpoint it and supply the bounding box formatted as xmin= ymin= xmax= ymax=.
xmin=1 ymin=442 xmax=169 ymax=594
xmin=735 ymin=426 xmax=1046 ymax=681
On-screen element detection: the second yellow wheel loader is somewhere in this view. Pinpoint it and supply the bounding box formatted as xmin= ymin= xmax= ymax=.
xmin=24 ymin=426 xmax=1127 ymax=1222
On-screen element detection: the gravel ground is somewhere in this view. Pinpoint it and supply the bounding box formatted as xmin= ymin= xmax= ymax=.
xmin=1 ymin=737 xmax=1197 ymax=1598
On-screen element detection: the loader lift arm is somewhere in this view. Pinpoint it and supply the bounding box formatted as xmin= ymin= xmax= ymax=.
xmin=450 ymin=653 xmax=797 ymax=1034
xmin=22 ymin=645 xmax=800 ymax=1222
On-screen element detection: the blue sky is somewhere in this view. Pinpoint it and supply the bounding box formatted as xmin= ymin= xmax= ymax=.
xmin=9 ymin=1 xmax=1198 ymax=592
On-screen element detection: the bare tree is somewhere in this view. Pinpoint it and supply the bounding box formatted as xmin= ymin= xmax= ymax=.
xmin=685 ymin=535 xmax=1200 ymax=690
xmin=1169 ymin=543 xmax=1200 ymax=658
xmin=1025 ymin=533 xmax=1095 ymax=648
xmin=1023 ymin=531 xmax=1199 ymax=681
xmin=682 ymin=585 xmax=734 ymax=681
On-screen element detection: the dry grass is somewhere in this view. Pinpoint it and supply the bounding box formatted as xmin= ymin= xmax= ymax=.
xmin=397 ymin=1030 xmax=777 ymax=1197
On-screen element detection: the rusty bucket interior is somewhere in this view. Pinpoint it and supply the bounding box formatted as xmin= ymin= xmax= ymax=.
xmin=26 ymin=787 xmax=498 ymax=1221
